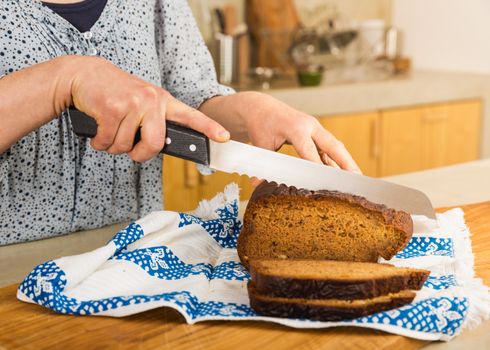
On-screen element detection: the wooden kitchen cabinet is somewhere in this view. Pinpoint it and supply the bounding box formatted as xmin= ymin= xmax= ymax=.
xmin=200 ymin=172 xmax=253 ymax=204
xmin=444 ymin=100 xmax=481 ymax=165
xmin=163 ymin=99 xmax=481 ymax=211
xmin=379 ymin=106 xmax=425 ymax=176
xmin=163 ymin=160 xmax=254 ymax=212
xmin=320 ymin=112 xmax=379 ymax=177
xmin=163 ymin=162 xmax=252 ymax=212
xmin=162 ymin=156 xmax=200 ymax=212
xmin=380 ymin=100 xmax=481 ymax=176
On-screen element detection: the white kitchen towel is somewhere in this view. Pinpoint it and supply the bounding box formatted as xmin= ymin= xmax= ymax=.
xmin=17 ymin=184 xmax=490 ymax=341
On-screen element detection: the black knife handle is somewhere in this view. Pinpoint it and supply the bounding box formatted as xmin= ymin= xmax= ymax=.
xmin=68 ymin=108 xmax=210 ymax=165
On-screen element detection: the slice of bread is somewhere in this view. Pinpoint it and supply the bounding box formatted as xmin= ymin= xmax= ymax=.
xmin=238 ymin=182 xmax=413 ymax=267
xmin=249 ymin=259 xmax=429 ymax=300
xmin=248 ymin=281 xmax=416 ymax=322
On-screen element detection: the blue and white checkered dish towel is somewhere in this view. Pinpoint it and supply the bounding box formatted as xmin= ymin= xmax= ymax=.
xmin=17 ymin=184 xmax=490 ymax=341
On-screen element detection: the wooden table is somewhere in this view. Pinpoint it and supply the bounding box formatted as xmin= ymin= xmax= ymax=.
xmin=1 ymin=203 xmax=489 ymax=350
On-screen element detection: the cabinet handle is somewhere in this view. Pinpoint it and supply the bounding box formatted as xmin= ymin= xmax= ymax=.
xmin=423 ymin=111 xmax=448 ymax=123
xmin=371 ymin=118 xmax=380 ymax=159
xmin=184 ymin=161 xmax=199 ymax=188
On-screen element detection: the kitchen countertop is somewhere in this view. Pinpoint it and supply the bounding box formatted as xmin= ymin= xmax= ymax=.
xmin=252 ymin=70 xmax=490 ymax=158
xmin=383 ymin=159 xmax=490 ymax=208
xmin=0 ymin=159 xmax=489 ymax=349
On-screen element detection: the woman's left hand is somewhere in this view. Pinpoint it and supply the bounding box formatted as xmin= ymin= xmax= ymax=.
xmin=200 ymin=91 xmax=361 ymax=173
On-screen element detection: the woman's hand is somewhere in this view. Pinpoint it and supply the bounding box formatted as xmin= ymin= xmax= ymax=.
xmin=69 ymin=57 xmax=229 ymax=162
xmin=200 ymin=91 xmax=361 ymax=173
xmin=0 ymin=55 xmax=229 ymax=160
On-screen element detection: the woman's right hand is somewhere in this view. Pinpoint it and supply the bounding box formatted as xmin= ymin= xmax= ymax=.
xmin=68 ymin=56 xmax=229 ymax=162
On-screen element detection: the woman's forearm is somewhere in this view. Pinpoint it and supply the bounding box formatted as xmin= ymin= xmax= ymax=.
xmin=0 ymin=56 xmax=76 ymax=153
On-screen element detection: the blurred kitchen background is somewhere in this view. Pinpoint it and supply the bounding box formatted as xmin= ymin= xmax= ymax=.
xmin=164 ymin=0 xmax=490 ymax=211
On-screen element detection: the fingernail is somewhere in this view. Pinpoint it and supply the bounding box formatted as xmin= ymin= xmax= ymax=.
xmin=218 ymin=130 xmax=230 ymax=140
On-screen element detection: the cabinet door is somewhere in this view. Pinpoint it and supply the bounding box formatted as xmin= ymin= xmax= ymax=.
xmin=421 ymin=104 xmax=450 ymax=169
xmin=380 ymin=107 xmax=424 ymax=176
xmin=279 ymin=112 xmax=380 ymax=177
xmin=199 ymin=172 xmax=251 ymax=202
xmin=320 ymin=113 xmax=379 ymax=177
xmin=162 ymin=157 xmax=200 ymax=212
xmin=165 ymin=161 xmax=254 ymax=210
xmin=380 ymin=100 xmax=481 ymax=177
xmin=445 ymin=100 xmax=481 ymax=164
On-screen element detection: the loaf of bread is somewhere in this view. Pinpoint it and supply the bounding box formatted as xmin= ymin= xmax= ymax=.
xmin=238 ymin=182 xmax=413 ymax=267
xmin=249 ymin=259 xmax=429 ymax=300
xmin=248 ymin=281 xmax=416 ymax=322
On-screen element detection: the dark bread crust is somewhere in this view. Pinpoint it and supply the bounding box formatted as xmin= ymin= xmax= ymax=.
xmin=250 ymin=262 xmax=429 ymax=300
xmin=238 ymin=182 xmax=414 ymax=267
xmin=248 ymin=282 xmax=416 ymax=321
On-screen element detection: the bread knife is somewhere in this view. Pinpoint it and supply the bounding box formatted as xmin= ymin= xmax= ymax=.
xmin=68 ymin=109 xmax=436 ymax=218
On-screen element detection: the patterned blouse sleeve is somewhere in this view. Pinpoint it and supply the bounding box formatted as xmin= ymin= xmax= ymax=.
xmin=0 ymin=74 xmax=7 ymax=178
xmin=155 ymin=0 xmax=235 ymax=109
xmin=0 ymin=149 xmax=5 ymax=181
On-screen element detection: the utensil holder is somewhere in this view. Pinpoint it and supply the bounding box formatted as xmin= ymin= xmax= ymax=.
xmin=212 ymin=32 xmax=247 ymax=84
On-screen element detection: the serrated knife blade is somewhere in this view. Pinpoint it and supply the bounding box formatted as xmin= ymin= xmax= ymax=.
xmin=209 ymin=140 xmax=436 ymax=219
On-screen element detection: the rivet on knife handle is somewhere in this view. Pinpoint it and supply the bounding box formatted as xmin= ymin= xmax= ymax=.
xmin=68 ymin=108 xmax=210 ymax=165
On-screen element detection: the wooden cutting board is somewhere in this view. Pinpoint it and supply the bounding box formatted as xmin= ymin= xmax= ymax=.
xmin=0 ymin=202 xmax=489 ymax=350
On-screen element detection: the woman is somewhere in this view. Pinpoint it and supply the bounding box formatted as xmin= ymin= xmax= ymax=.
xmin=0 ymin=0 xmax=360 ymax=245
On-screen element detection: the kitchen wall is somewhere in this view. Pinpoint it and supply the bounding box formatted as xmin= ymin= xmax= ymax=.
xmin=189 ymin=0 xmax=490 ymax=74
xmin=188 ymin=0 xmax=392 ymax=42
xmin=295 ymin=0 xmax=392 ymax=28
xmin=392 ymin=0 xmax=490 ymax=74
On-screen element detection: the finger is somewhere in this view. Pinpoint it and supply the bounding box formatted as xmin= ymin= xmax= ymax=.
xmin=90 ymin=113 xmax=122 ymax=151
xmin=289 ymin=134 xmax=323 ymax=164
xmin=106 ymin=109 xmax=142 ymax=155
xmin=313 ymin=127 xmax=362 ymax=173
xmin=166 ymin=98 xmax=230 ymax=142
xmin=321 ymin=153 xmax=341 ymax=169
xmin=128 ymin=109 xmax=166 ymax=163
